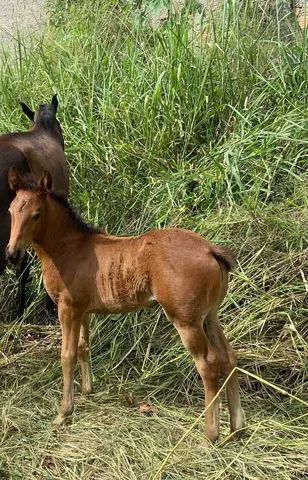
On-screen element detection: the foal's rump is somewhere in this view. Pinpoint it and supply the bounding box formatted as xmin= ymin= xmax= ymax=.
xmin=139 ymin=228 xmax=232 ymax=315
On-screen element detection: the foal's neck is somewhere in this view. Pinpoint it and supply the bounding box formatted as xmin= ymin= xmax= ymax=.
xmin=33 ymin=195 xmax=86 ymax=260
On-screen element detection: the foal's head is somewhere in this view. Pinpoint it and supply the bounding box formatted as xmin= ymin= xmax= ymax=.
xmin=6 ymin=168 xmax=52 ymax=264
xmin=20 ymin=94 xmax=64 ymax=149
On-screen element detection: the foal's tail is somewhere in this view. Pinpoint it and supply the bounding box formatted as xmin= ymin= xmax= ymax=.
xmin=212 ymin=245 xmax=236 ymax=272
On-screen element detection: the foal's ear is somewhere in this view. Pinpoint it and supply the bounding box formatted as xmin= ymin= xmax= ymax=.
xmin=51 ymin=94 xmax=58 ymax=112
xmin=19 ymin=102 xmax=35 ymax=121
xmin=8 ymin=167 xmax=23 ymax=191
xmin=39 ymin=171 xmax=53 ymax=193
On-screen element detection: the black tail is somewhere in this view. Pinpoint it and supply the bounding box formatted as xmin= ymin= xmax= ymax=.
xmin=212 ymin=245 xmax=236 ymax=272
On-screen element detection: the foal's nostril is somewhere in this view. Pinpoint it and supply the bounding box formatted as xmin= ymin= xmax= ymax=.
xmin=6 ymin=247 xmax=22 ymax=264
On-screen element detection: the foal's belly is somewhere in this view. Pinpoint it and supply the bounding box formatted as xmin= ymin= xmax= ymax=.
xmin=90 ymin=290 xmax=157 ymax=314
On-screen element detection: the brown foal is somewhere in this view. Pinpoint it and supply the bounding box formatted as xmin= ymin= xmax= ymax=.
xmin=6 ymin=168 xmax=245 ymax=443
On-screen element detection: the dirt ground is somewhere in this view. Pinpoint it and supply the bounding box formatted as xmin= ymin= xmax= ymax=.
xmin=0 ymin=0 xmax=44 ymax=46
xmin=0 ymin=1 xmax=304 ymax=46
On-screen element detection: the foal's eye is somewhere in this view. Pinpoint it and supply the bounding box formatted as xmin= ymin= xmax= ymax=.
xmin=32 ymin=212 xmax=41 ymax=221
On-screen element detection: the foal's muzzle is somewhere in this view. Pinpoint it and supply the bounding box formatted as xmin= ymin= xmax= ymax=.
xmin=6 ymin=246 xmax=24 ymax=265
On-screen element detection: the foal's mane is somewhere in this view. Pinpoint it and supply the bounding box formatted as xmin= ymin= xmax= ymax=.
xmin=49 ymin=191 xmax=104 ymax=235
xmin=19 ymin=174 xmax=105 ymax=236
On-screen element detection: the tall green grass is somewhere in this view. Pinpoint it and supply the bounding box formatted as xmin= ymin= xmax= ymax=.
xmin=0 ymin=1 xmax=307 ymax=479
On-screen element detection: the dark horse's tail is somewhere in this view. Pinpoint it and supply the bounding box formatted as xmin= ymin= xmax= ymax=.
xmin=212 ymin=245 xmax=236 ymax=272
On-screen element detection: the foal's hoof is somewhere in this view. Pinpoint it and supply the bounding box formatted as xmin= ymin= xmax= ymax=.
xmin=81 ymin=385 xmax=93 ymax=395
xmin=204 ymin=430 xmax=219 ymax=445
xmin=229 ymin=426 xmax=246 ymax=442
xmin=52 ymin=414 xmax=68 ymax=427
xmin=229 ymin=410 xmax=246 ymax=441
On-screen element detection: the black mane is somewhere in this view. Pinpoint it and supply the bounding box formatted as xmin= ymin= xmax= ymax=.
xmin=36 ymin=105 xmax=57 ymax=130
xmin=36 ymin=104 xmax=65 ymax=149
xmin=49 ymin=191 xmax=104 ymax=235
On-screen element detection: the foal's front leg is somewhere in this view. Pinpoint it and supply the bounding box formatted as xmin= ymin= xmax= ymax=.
xmin=53 ymin=304 xmax=82 ymax=426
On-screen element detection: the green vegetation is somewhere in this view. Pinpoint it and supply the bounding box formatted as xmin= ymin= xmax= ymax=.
xmin=0 ymin=1 xmax=307 ymax=478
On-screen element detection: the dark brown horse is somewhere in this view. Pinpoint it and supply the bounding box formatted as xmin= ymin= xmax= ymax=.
xmin=6 ymin=169 xmax=245 ymax=443
xmin=0 ymin=95 xmax=68 ymax=314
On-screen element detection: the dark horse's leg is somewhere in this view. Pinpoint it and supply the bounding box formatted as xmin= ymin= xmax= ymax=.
xmin=1 ymin=206 xmax=30 ymax=317
xmin=16 ymin=252 xmax=56 ymax=319
xmin=0 ymin=227 xmax=7 ymax=310
xmin=15 ymin=253 xmax=55 ymax=319
xmin=0 ymin=257 xmax=5 ymax=276
xmin=16 ymin=251 xmax=31 ymax=316
xmin=45 ymin=292 xmax=56 ymax=316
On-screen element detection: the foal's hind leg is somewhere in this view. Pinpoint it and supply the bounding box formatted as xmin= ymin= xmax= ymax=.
xmin=170 ymin=317 xmax=220 ymax=443
xmin=78 ymin=315 xmax=92 ymax=395
xmin=204 ymin=311 xmax=245 ymax=437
